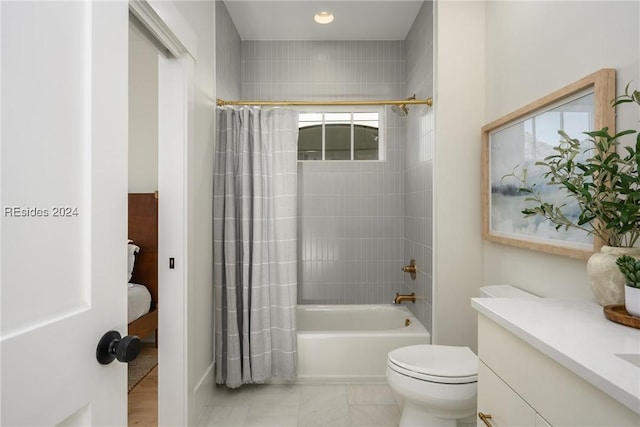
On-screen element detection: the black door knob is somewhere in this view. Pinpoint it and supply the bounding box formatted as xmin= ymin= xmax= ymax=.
xmin=96 ymin=330 xmax=141 ymax=364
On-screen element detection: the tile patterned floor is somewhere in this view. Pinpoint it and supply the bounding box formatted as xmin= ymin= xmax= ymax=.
xmin=196 ymin=383 xmax=402 ymax=427
xmin=129 ymin=344 xmax=475 ymax=427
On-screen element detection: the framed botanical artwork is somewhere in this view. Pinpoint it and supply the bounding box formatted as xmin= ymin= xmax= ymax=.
xmin=481 ymin=69 xmax=615 ymax=260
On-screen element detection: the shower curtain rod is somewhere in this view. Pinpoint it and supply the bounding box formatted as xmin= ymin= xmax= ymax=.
xmin=216 ymin=97 xmax=433 ymax=107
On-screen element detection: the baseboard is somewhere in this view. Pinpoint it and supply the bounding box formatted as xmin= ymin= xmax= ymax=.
xmin=191 ymin=361 xmax=215 ymax=424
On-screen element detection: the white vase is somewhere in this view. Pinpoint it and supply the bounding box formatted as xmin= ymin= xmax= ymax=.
xmin=586 ymin=246 xmax=640 ymax=306
xmin=625 ymin=285 xmax=640 ymax=317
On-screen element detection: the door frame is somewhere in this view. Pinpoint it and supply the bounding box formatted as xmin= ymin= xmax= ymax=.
xmin=128 ymin=1 xmax=196 ymax=425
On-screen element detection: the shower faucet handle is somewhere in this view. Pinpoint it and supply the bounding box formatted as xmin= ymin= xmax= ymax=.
xmin=401 ymin=259 xmax=417 ymax=279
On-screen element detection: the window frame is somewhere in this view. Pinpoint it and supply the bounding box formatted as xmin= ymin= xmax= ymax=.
xmin=296 ymin=105 xmax=385 ymax=162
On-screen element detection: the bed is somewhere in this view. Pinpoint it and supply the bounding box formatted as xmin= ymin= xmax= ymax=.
xmin=127 ymin=192 xmax=158 ymax=346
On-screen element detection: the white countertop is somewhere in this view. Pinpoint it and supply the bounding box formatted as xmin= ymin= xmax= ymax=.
xmin=471 ymin=297 xmax=640 ymax=415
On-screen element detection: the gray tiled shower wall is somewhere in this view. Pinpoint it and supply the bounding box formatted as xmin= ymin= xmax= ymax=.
xmin=241 ymin=40 xmax=408 ymax=306
xmin=217 ymin=1 xmax=434 ymax=332
xmin=402 ymin=0 xmax=434 ymax=334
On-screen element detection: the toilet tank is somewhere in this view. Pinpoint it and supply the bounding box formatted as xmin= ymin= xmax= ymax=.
xmin=479 ymin=285 xmax=538 ymax=298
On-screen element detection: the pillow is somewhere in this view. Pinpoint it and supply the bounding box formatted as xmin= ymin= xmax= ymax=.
xmin=127 ymin=240 xmax=140 ymax=282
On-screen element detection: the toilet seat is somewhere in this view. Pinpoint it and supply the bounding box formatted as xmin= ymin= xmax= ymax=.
xmin=387 ymin=345 xmax=478 ymax=384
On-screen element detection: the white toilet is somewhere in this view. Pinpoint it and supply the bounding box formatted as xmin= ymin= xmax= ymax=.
xmin=386 ymin=285 xmax=538 ymax=427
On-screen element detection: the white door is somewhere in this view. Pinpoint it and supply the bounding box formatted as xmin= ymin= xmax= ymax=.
xmin=1 ymin=1 xmax=130 ymax=425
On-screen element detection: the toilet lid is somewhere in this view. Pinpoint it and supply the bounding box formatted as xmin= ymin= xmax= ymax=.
xmin=387 ymin=345 xmax=477 ymax=384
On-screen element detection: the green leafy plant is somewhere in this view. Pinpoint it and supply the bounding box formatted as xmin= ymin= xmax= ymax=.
xmin=507 ymin=84 xmax=640 ymax=247
xmin=616 ymin=255 xmax=640 ymax=288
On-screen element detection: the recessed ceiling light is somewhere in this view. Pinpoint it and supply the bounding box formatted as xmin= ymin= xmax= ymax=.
xmin=314 ymin=11 xmax=334 ymax=25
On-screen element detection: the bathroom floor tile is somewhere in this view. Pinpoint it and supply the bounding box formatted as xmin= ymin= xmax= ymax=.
xmin=347 ymin=383 xmax=396 ymax=405
xmin=211 ymin=384 xmax=256 ymax=406
xmin=249 ymin=383 xmax=301 ymax=406
xmin=299 ymin=385 xmax=350 ymax=427
xmin=196 ymin=405 xmax=249 ymax=427
xmin=348 ymin=404 xmax=401 ymax=427
xmin=245 ymin=402 xmax=299 ymax=427
xmin=299 ymin=404 xmax=350 ymax=427
xmin=299 ymin=384 xmax=348 ymax=404
xmin=202 ymin=382 xmax=402 ymax=427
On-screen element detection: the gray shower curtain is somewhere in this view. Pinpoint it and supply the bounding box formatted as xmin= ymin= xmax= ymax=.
xmin=213 ymin=106 xmax=298 ymax=388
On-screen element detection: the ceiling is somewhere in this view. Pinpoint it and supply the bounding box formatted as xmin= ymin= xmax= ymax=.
xmin=223 ymin=1 xmax=424 ymax=41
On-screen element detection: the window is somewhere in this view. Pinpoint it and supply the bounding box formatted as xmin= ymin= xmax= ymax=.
xmin=298 ymin=109 xmax=383 ymax=161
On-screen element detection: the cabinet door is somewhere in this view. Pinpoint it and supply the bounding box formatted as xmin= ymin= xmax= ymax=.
xmin=477 ymin=362 xmax=537 ymax=427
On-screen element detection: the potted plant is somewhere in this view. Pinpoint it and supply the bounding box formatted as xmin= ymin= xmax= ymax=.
xmin=615 ymin=255 xmax=640 ymax=317
xmin=510 ymin=84 xmax=640 ymax=306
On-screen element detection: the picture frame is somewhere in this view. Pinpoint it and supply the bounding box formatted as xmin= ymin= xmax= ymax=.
xmin=481 ymin=69 xmax=616 ymax=260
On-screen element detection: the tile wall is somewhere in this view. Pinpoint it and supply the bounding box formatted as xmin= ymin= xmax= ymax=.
xmin=216 ymin=1 xmax=241 ymax=100
xmin=241 ymin=40 xmax=408 ymax=304
xmin=217 ymin=1 xmax=434 ymax=326
xmin=403 ymin=1 xmax=435 ymax=332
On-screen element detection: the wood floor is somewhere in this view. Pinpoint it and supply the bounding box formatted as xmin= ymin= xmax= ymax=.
xmin=128 ymin=344 xmax=158 ymax=426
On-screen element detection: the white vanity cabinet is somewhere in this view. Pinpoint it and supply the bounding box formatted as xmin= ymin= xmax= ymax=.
xmin=475 ymin=312 xmax=640 ymax=427
xmin=477 ymin=361 xmax=538 ymax=426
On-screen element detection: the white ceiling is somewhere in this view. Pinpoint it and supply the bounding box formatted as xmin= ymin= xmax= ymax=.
xmin=223 ymin=1 xmax=424 ymax=41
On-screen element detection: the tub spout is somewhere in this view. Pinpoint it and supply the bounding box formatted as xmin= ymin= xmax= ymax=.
xmin=393 ymin=292 xmax=416 ymax=304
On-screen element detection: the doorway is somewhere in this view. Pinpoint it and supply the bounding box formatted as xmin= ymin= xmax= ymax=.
xmin=126 ymin=6 xmax=194 ymax=423
xmin=127 ymin=20 xmax=160 ymax=425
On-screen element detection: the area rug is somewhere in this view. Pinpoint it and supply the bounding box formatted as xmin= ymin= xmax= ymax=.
xmin=128 ymin=354 xmax=158 ymax=392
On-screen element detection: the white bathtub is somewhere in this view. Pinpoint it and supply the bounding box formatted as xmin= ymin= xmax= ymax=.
xmin=296 ymin=304 xmax=430 ymax=382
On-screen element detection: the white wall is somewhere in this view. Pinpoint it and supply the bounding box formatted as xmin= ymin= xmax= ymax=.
xmin=483 ymin=0 xmax=640 ymax=299
xmin=432 ymin=0 xmax=639 ymax=351
xmin=128 ymin=25 xmax=158 ymax=193
xmin=168 ymin=1 xmax=216 ymax=424
xmin=433 ymin=0 xmax=486 ymax=349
